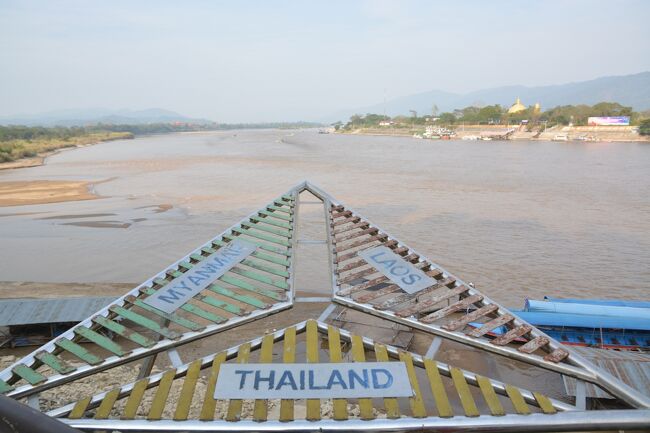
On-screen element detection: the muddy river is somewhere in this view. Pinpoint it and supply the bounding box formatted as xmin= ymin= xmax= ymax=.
xmin=0 ymin=129 xmax=648 ymax=308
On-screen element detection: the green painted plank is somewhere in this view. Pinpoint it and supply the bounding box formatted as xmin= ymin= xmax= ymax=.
xmin=266 ymin=205 xmax=293 ymax=219
xmin=0 ymin=379 xmax=14 ymax=394
xmin=219 ymin=274 xmax=286 ymax=301
xmin=241 ymin=258 xmax=289 ymax=278
xmin=223 ymin=234 xmax=287 ymax=255
xmin=213 ymin=239 xmax=291 ymax=266
xmin=233 ymin=227 xmax=290 ymax=247
xmin=12 ymin=364 xmax=46 ymax=385
xmin=259 ymin=209 xmax=291 ymax=222
xmin=250 ymin=215 xmax=292 ymax=230
xmin=269 ymin=203 xmax=292 ymax=214
xmin=35 ymin=351 xmax=76 ymax=374
xmin=92 ymin=316 xmax=156 ymax=348
xmin=281 ymin=194 xmax=295 ymax=202
xmin=131 ymin=299 xmax=205 ymax=332
xmin=230 ymin=266 xmax=288 ymax=290
xmin=195 ymin=293 xmax=245 ymax=315
xmin=139 ymin=287 xmax=225 ymax=324
xmin=74 ymin=327 xmax=126 ymax=357
xmin=178 ymin=261 xmax=193 ymax=270
xmin=55 ymin=338 xmax=103 ymax=365
xmin=190 ymin=253 xmax=206 ymax=262
xmin=109 ymin=305 xmax=181 ymax=340
xmin=207 ymin=284 xmax=268 ymax=309
xmin=243 ymin=221 xmax=291 ymax=238
xmin=153 ymin=277 xmax=169 ymax=286
xmin=167 ymin=270 xmax=183 ymax=278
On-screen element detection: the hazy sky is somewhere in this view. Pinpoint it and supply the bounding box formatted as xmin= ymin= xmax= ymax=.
xmin=1 ymin=0 xmax=649 ymax=122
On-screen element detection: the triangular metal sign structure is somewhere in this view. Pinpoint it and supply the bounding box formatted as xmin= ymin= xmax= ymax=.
xmin=1 ymin=181 xmax=649 ymax=432
xmin=0 ymin=190 xmax=298 ymax=399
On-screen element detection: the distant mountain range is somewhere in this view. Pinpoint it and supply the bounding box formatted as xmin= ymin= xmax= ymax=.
xmin=0 ymin=108 xmax=212 ymax=127
xmin=333 ymin=71 xmax=650 ymax=120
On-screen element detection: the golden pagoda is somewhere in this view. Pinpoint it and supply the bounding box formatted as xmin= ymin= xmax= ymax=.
xmin=507 ymin=97 xmax=526 ymax=114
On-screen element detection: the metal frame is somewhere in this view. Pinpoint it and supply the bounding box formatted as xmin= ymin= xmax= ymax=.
xmin=49 ymin=320 xmax=578 ymax=424
xmin=1 ymin=187 xmax=300 ymax=399
xmin=302 ymin=180 xmax=650 ymax=409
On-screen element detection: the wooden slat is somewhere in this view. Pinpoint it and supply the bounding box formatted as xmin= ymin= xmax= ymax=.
xmin=450 ymin=367 xmax=480 ymax=417
xmin=544 ymin=348 xmax=569 ymax=363
xmin=332 ymin=209 xmax=352 ymax=219
xmin=423 ymin=359 xmax=453 ymax=418
xmin=351 ymin=335 xmax=374 ymax=420
xmin=174 ymin=359 xmax=203 ymax=420
xmin=230 ymin=267 xmax=288 ymax=290
xmin=0 ymin=379 xmax=14 ymax=394
xmin=374 ymin=344 xmax=400 ymax=419
xmin=332 ymin=216 xmax=360 ymax=227
xmin=467 ymin=314 xmax=515 ymax=338
xmin=131 ymin=298 xmax=205 ymax=332
xmin=213 ymin=239 xmax=291 ymax=265
xmin=336 ymin=240 xmax=398 ymax=263
xmin=195 ymin=293 xmax=245 ymax=316
xmin=223 ymin=233 xmax=287 ymax=256
xmin=533 ymin=392 xmax=557 ymax=414
xmin=385 ymin=279 xmax=462 ymax=314
xmin=328 ymin=326 xmax=348 ymax=421
xmin=12 ymin=364 xmax=46 ymax=385
xmin=332 ymin=221 xmax=369 ymax=236
xmin=334 ymin=234 xmax=387 ymax=253
xmin=122 ymin=378 xmax=148 ymax=419
xmin=280 ymin=327 xmax=296 ymax=422
xmin=253 ymin=334 xmax=274 ymax=422
xmin=241 ymin=258 xmax=289 ymax=278
xmin=226 ymin=342 xmax=251 ymax=421
xmin=305 ymin=320 xmax=320 ymax=421
xmin=267 ymin=205 xmax=292 ymax=217
xmin=110 ymin=305 xmax=181 ymax=340
xmin=55 ymin=338 xmax=103 ymax=365
xmin=242 ymin=221 xmax=290 ymax=238
xmin=475 ymin=375 xmax=505 ymax=416
xmin=148 ymin=369 xmax=176 ymax=420
xmin=259 ymin=209 xmax=291 ymax=222
xmin=491 ymin=325 xmax=532 ymax=346
xmin=207 ymin=285 xmax=268 ymax=310
xmin=339 ymin=266 xmax=379 ymax=285
xmin=399 ymin=351 xmax=426 ymax=418
xmin=74 ymin=327 xmax=127 ymax=357
xmin=337 ymin=275 xmax=388 ymax=297
xmin=334 ymin=227 xmax=378 ymax=243
xmin=94 ymin=388 xmax=120 ymax=419
xmin=220 ymin=274 xmax=286 ymax=301
xmin=442 ymin=304 xmax=499 ymax=331
xmin=420 ymin=294 xmax=484 ymax=324
xmin=250 ymin=215 xmax=292 ymax=230
xmin=35 ymin=351 xmax=76 ymax=374
xmin=140 ymin=287 xmax=226 ymax=324
xmin=518 ymin=336 xmax=550 ymax=354
xmin=200 ymin=352 xmax=227 ymax=421
xmin=505 ymin=385 xmax=531 ymax=414
xmin=93 ymin=316 xmax=156 ymax=348
xmin=68 ymin=396 xmax=91 ymax=419
xmin=356 ymin=268 xmax=442 ymax=304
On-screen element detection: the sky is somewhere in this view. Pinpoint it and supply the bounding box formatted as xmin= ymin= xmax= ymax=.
xmin=1 ymin=0 xmax=649 ymax=122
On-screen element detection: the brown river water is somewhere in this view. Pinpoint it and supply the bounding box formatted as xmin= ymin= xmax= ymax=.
xmin=0 ymin=129 xmax=648 ymax=308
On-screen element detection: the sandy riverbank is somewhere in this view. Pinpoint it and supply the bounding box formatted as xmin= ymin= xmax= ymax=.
xmin=0 ymin=180 xmax=99 ymax=207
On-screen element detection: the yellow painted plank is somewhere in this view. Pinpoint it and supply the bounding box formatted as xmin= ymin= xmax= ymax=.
xmin=148 ymin=369 xmax=176 ymax=420
xmin=351 ymin=335 xmax=374 ymax=420
xmin=122 ymin=379 xmax=148 ymax=420
xmin=305 ymin=320 xmax=320 ymax=421
xmin=280 ymin=327 xmax=296 ymax=422
xmin=475 ymin=375 xmax=505 ymax=416
xmin=328 ymin=326 xmax=347 ymax=421
xmin=200 ymin=352 xmax=227 ymax=421
xmin=450 ymin=367 xmax=480 ymax=417
xmin=533 ymin=392 xmax=557 ymax=414
xmin=374 ymin=344 xmax=400 ymax=419
xmin=423 ymin=359 xmax=453 ymax=418
xmin=253 ymin=334 xmax=275 ymax=422
xmin=399 ymin=351 xmax=426 ymax=418
xmin=174 ymin=359 xmax=203 ymax=420
xmin=505 ymin=384 xmax=531 ymax=415
xmin=68 ymin=396 xmax=91 ymax=419
xmin=94 ymin=388 xmax=120 ymax=419
xmin=226 ymin=342 xmax=251 ymax=421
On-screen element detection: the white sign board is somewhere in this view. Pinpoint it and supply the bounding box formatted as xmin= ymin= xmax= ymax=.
xmin=143 ymin=239 xmax=256 ymax=313
xmin=359 ymin=246 xmax=435 ymax=294
xmin=214 ymin=362 xmax=413 ymax=399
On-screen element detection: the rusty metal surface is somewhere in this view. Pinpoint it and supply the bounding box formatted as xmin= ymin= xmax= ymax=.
xmin=0 ymin=297 xmax=116 ymax=326
xmin=563 ymin=347 xmax=650 ymax=399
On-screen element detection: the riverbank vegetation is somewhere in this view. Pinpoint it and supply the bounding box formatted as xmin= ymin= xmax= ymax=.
xmin=341 ymin=102 xmax=650 ymax=131
xmin=0 ymin=126 xmax=133 ymax=163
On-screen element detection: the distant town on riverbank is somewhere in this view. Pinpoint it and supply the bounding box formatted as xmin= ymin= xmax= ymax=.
xmin=336 ymin=98 xmax=650 ymax=142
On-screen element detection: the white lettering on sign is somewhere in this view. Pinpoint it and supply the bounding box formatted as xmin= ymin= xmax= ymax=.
xmin=143 ymin=239 xmax=256 ymax=313
xmin=214 ymin=362 xmax=413 ymax=399
xmin=359 ymin=246 xmax=435 ymax=294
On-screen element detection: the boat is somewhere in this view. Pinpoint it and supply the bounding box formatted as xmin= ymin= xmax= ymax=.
xmin=553 ymin=134 xmax=569 ymax=141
